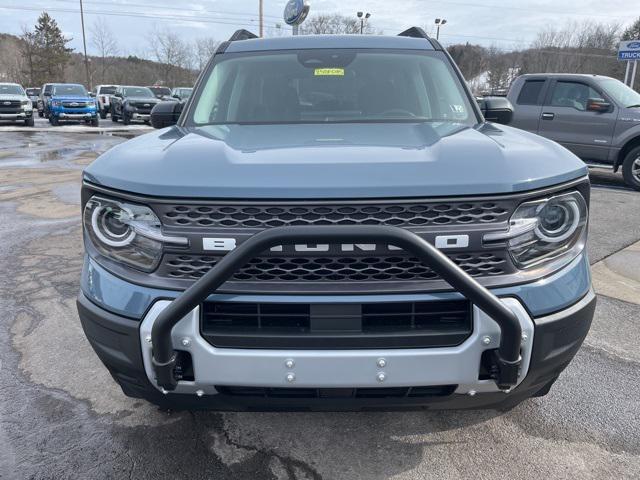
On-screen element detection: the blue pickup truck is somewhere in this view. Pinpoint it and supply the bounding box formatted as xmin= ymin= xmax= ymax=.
xmin=78 ymin=28 xmax=595 ymax=411
xmin=48 ymin=83 xmax=99 ymax=127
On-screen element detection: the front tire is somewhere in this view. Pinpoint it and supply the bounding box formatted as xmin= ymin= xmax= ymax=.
xmin=38 ymin=110 xmax=43 ymax=118
xmin=25 ymin=116 xmax=34 ymax=127
xmin=122 ymin=112 xmax=130 ymax=125
xmin=99 ymin=109 xmax=107 ymax=119
xmin=622 ymin=146 xmax=640 ymax=191
xmin=111 ymin=112 xmax=118 ymax=122
xmin=50 ymin=116 xmax=58 ymax=126
xmin=91 ymin=117 xmax=99 ymax=127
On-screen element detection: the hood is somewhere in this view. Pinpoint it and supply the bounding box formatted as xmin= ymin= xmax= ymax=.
xmin=125 ymin=96 xmax=160 ymax=103
xmin=0 ymin=94 xmax=28 ymax=101
xmin=84 ymin=122 xmax=588 ymax=199
xmin=51 ymin=95 xmax=93 ymax=102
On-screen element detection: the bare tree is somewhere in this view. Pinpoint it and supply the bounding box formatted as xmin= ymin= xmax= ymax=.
xmin=194 ymin=37 xmax=220 ymax=71
xmin=148 ymin=27 xmax=194 ymax=86
xmin=300 ymin=14 xmax=375 ymax=35
xmin=90 ymin=18 xmax=118 ymax=84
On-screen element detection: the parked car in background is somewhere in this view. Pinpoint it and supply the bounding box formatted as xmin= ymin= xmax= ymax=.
xmin=25 ymin=87 xmax=41 ymax=108
xmin=169 ymin=87 xmax=193 ymax=102
xmin=47 ymin=83 xmax=99 ymax=127
xmin=79 ymin=28 xmax=596 ymax=411
xmin=93 ymin=85 xmax=118 ymax=119
xmin=0 ymin=83 xmax=34 ymax=126
xmin=508 ymin=73 xmax=640 ymax=190
xmin=38 ymin=83 xmax=57 ymax=118
xmin=110 ymin=86 xmax=160 ymax=125
xmin=147 ymin=85 xmax=171 ymax=100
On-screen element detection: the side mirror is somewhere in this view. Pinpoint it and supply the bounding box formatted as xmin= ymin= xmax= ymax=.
xmin=88 ymin=92 xmax=95 ymax=98
xmin=586 ymin=98 xmax=611 ymax=113
xmin=479 ymin=96 xmax=514 ymax=125
xmin=151 ymin=101 xmax=183 ymax=129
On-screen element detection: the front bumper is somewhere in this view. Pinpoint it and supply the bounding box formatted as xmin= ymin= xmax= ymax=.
xmin=77 ymin=289 xmax=596 ymax=410
xmin=77 ymin=224 xmax=595 ymax=410
xmin=0 ymin=110 xmax=32 ymax=120
xmin=54 ymin=111 xmax=97 ymax=119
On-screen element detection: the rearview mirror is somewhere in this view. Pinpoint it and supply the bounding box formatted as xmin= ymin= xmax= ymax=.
xmin=478 ymin=96 xmax=514 ymax=125
xmin=586 ymin=98 xmax=611 ymax=113
xmin=151 ymin=101 xmax=183 ymax=129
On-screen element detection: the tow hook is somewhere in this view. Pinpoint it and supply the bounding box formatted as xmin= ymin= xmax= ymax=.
xmin=489 ymin=350 xmax=522 ymax=390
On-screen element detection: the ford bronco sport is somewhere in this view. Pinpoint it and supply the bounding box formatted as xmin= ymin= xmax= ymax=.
xmin=78 ymin=28 xmax=596 ymax=411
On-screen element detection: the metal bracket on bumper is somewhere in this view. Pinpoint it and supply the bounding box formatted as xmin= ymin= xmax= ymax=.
xmin=150 ymin=225 xmax=524 ymax=392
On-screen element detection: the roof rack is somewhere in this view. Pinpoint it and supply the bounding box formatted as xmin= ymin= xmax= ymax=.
xmin=229 ymin=29 xmax=259 ymax=41
xmin=398 ymin=27 xmax=430 ymax=40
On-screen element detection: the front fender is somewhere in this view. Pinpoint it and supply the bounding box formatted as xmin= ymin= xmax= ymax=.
xmin=613 ymin=120 xmax=640 ymax=170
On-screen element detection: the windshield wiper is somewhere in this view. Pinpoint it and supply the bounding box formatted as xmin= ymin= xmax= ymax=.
xmin=626 ymin=104 xmax=640 ymax=108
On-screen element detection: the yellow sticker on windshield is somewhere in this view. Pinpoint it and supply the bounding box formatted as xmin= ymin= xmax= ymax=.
xmin=314 ymin=68 xmax=345 ymax=76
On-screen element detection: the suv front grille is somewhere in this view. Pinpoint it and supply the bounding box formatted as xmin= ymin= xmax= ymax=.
xmin=158 ymin=200 xmax=511 ymax=228
xmin=161 ymin=252 xmax=510 ymax=282
xmin=201 ymin=299 xmax=472 ymax=348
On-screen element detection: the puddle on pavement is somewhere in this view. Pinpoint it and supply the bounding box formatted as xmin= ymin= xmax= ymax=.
xmin=0 ymin=132 xmax=129 ymax=169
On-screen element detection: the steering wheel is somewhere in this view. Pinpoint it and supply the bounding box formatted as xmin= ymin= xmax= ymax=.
xmin=380 ymin=109 xmax=417 ymax=118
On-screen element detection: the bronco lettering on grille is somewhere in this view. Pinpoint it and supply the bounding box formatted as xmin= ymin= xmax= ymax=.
xmin=202 ymin=238 xmax=468 ymax=252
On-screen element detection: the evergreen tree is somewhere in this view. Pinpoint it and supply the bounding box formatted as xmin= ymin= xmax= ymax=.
xmin=622 ymin=17 xmax=640 ymax=41
xmin=21 ymin=12 xmax=73 ymax=86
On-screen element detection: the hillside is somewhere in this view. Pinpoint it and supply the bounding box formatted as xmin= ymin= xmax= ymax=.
xmin=0 ymin=32 xmax=197 ymax=88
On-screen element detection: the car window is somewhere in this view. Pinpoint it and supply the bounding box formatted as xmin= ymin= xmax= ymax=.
xmin=597 ymin=78 xmax=640 ymax=108
xmin=99 ymin=86 xmax=117 ymax=95
xmin=53 ymin=84 xmax=88 ymax=96
xmin=517 ymin=80 xmax=545 ymax=105
xmin=123 ymin=87 xmax=154 ymax=98
xmin=0 ymin=84 xmax=25 ymax=95
xmin=549 ymin=81 xmax=600 ymax=111
xmin=192 ymin=49 xmax=475 ymax=126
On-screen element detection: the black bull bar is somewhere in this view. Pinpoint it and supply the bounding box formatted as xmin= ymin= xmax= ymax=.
xmin=151 ymin=225 xmax=523 ymax=391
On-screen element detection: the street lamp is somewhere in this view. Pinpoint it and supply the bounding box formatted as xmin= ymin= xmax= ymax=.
xmin=357 ymin=11 xmax=371 ymax=34
xmin=434 ymin=18 xmax=447 ymax=40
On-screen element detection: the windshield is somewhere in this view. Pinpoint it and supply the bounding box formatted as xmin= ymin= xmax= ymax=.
xmin=177 ymin=88 xmax=192 ymax=97
xmin=149 ymin=87 xmax=171 ymax=96
xmin=26 ymin=88 xmax=40 ymax=96
xmin=99 ymin=86 xmax=117 ymax=95
xmin=0 ymin=84 xmax=25 ymax=95
xmin=124 ymin=87 xmax=154 ymax=98
xmin=53 ymin=84 xmax=87 ymax=96
xmin=598 ymin=78 xmax=640 ymax=108
xmin=190 ymin=49 xmax=476 ymax=125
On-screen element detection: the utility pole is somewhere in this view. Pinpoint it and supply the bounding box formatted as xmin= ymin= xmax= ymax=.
xmin=259 ymin=0 xmax=264 ymax=37
xmin=79 ymin=0 xmax=91 ymax=89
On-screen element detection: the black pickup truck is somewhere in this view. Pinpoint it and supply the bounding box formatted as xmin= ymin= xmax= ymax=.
xmin=110 ymin=85 xmax=160 ymax=125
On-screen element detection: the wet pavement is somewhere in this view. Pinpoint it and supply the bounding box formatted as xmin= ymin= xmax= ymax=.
xmin=0 ymin=131 xmax=639 ymax=479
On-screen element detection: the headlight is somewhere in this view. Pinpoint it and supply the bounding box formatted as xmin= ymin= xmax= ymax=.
xmin=83 ymin=196 xmax=187 ymax=272
xmin=21 ymin=100 xmax=29 ymax=106
xmin=51 ymin=100 xmax=61 ymax=107
xmin=484 ymin=191 xmax=588 ymax=269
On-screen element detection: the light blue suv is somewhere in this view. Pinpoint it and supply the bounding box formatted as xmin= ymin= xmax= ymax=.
xmin=78 ymin=28 xmax=595 ymax=411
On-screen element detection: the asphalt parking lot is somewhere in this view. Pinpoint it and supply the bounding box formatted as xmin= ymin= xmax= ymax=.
xmin=0 ymin=127 xmax=639 ymax=479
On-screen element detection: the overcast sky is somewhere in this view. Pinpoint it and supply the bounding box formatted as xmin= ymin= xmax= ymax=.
xmin=1 ymin=0 xmax=639 ymax=58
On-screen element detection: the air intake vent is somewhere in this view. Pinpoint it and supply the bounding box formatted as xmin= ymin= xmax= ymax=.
xmin=201 ymin=300 xmax=472 ymax=349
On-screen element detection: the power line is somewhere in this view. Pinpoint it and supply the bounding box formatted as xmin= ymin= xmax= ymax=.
xmin=0 ymin=5 xmax=288 ymax=31
xmin=423 ymin=0 xmax=640 ymax=20
xmin=51 ymin=0 xmax=283 ymax=21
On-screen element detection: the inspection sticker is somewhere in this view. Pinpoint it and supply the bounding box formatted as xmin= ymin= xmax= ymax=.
xmin=314 ymin=68 xmax=345 ymax=76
